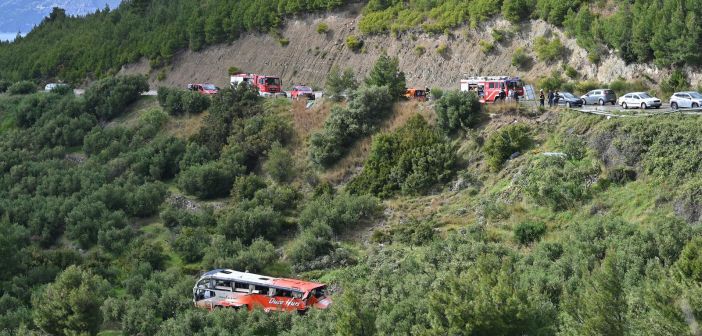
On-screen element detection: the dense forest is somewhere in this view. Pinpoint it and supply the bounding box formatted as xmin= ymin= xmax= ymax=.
xmin=1 ymin=0 xmax=702 ymax=84
xmin=1 ymin=50 xmax=702 ymax=335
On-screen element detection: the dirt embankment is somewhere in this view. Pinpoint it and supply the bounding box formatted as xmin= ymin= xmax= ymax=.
xmin=120 ymin=6 xmax=702 ymax=90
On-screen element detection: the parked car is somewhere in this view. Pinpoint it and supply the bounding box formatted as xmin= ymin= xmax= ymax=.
xmin=290 ymin=85 xmax=315 ymax=100
xmin=44 ymin=83 xmax=69 ymax=92
xmin=188 ymin=83 xmax=219 ymax=95
xmin=555 ymin=92 xmax=583 ymax=108
xmin=670 ymin=91 xmax=702 ymax=109
xmin=580 ymin=89 xmax=617 ymax=105
xmin=617 ymin=92 xmax=662 ymax=109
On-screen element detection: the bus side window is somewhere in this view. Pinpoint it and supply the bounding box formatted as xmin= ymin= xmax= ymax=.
xmin=293 ymin=291 xmax=303 ymax=299
xmin=233 ymin=282 xmax=249 ymax=293
xmin=278 ymin=290 xmax=293 ymax=298
xmin=254 ymin=285 xmax=268 ymax=294
xmin=268 ymin=288 xmax=276 ymax=297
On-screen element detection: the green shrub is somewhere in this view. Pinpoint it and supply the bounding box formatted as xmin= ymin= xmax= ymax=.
xmin=537 ymin=71 xmax=565 ymax=91
xmin=676 ymin=237 xmax=702 ymax=282
xmin=264 ymin=142 xmax=294 ymax=183
xmin=7 ymin=81 xmax=37 ymax=95
xmin=309 ymin=85 xmax=393 ymax=167
xmin=201 ymin=236 xmax=277 ymax=273
xmin=231 ymin=174 xmax=267 ymax=201
xmin=158 ymin=87 xmax=210 ymax=116
xmin=511 ymin=47 xmax=531 ymax=69
xmin=483 ymin=124 xmax=532 ymax=171
xmin=565 ymin=65 xmax=578 ymax=79
xmin=278 ymin=37 xmax=290 ymax=47
xmin=514 ymin=221 xmax=546 ymax=245
xmin=298 ymin=192 xmax=381 ymax=234
xmin=84 ymin=75 xmax=149 ymax=120
xmin=227 ymin=66 xmax=241 ymax=75
xmin=430 ymin=87 xmax=444 ymax=100
xmin=348 ymin=115 xmax=456 ymax=197
xmin=390 ymin=218 xmax=436 ymax=245
xmin=217 ymin=204 xmax=283 ymax=244
xmin=346 ymin=35 xmax=363 ymax=52
xmin=172 ymin=227 xmax=209 ymax=263
xmin=316 ymin=22 xmax=329 ymax=34
xmin=325 ymin=66 xmax=358 ymax=99
xmin=660 ymin=69 xmax=689 ymax=96
xmin=0 ymin=80 xmax=11 ymax=93
xmin=520 ymin=156 xmax=600 ymax=210
xmin=534 ymin=37 xmax=566 ymax=63
xmin=478 ymin=40 xmax=494 ymax=54
xmin=414 ymin=45 xmax=426 ymax=56
xmin=287 ymin=221 xmax=334 ymax=265
xmin=437 ymin=42 xmax=449 ymax=55
xmin=434 ymin=90 xmax=482 ymax=134
xmin=365 ymin=53 xmax=406 ymax=99
xmin=491 ymin=29 xmax=508 ymax=43
xmin=178 ymin=161 xmax=242 ymax=199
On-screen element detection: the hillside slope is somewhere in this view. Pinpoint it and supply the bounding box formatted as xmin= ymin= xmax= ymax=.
xmin=120 ymin=7 xmax=702 ymax=90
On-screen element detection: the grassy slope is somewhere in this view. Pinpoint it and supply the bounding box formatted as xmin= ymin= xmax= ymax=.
xmin=67 ymin=93 xmax=693 ymax=334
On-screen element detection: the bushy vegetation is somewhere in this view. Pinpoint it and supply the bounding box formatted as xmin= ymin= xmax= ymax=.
xmin=534 ymin=37 xmax=566 ymax=63
xmin=0 ymin=1 xmax=346 ymax=82
xmin=349 ymin=115 xmax=456 ymax=197
xmin=309 ymin=85 xmax=393 ymax=167
xmin=511 ymin=47 xmax=531 ymax=69
xmin=345 ymin=35 xmax=363 ymax=52
xmin=520 ymin=155 xmax=600 ymax=210
xmin=434 ymin=90 xmax=482 ymax=134
xmin=483 ymin=123 xmax=533 ymax=171
xmin=514 ymin=221 xmax=546 ymax=245
xmin=7 ymin=81 xmax=37 ymax=95
xmin=325 ymin=66 xmax=358 ymax=100
xmin=364 ymin=53 xmax=406 ymax=99
xmin=84 ymin=75 xmax=149 ymax=120
xmin=157 ymin=87 xmax=210 ymax=116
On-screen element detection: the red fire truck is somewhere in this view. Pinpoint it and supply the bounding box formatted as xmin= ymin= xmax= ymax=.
xmin=193 ymin=269 xmax=332 ymax=313
xmin=460 ymin=76 xmax=525 ymax=103
xmin=230 ymin=73 xmax=286 ymax=98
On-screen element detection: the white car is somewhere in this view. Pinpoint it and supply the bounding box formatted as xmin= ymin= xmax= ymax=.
xmin=670 ymin=91 xmax=702 ymax=109
xmin=44 ymin=83 xmax=68 ymax=92
xmin=617 ymin=92 xmax=662 ymax=109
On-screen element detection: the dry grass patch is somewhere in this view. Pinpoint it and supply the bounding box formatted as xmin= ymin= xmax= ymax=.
xmin=165 ymin=112 xmax=206 ymax=139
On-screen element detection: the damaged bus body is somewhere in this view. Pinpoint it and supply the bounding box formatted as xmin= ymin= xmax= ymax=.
xmin=193 ymin=269 xmax=331 ymax=313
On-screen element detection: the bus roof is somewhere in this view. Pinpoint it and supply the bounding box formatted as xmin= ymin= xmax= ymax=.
xmin=200 ymin=269 xmax=325 ymax=292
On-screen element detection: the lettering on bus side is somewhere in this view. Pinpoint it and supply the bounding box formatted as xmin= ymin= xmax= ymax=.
xmin=268 ymin=297 xmax=302 ymax=308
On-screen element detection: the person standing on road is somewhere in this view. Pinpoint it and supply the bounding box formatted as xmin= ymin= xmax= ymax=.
xmin=554 ymin=90 xmax=560 ymax=107
xmin=539 ymin=89 xmax=545 ymax=107
xmin=548 ymin=90 xmax=554 ymax=107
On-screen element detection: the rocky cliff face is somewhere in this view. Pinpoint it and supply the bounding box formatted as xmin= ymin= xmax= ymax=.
xmin=120 ymin=6 xmax=702 ymax=91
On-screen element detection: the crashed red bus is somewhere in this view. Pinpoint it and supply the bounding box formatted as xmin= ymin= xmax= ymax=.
xmin=193 ymin=269 xmax=331 ymax=313
xmin=460 ymin=76 xmax=524 ymax=103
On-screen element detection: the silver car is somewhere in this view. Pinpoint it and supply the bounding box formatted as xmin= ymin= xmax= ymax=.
xmin=617 ymin=92 xmax=662 ymax=109
xmin=581 ymin=89 xmax=617 ymax=105
xmin=670 ymin=91 xmax=702 ymax=109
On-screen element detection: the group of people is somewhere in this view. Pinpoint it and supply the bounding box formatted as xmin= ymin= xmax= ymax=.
xmin=498 ymin=88 xmax=519 ymax=102
xmin=539 ymin=89 xmax=561 ymax=107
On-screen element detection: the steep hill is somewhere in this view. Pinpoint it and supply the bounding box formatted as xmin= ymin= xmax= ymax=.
xmin=120 ymin=7 xmax=702 ymax=90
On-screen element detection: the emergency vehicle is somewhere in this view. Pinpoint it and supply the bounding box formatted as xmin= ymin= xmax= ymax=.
xmin=230 ymin=73 xmax=286 ymax=98
xmin=404 ymin=88 xmax=427 ymax=101
xmin=193 ymin=269 xmax=331 ymax=313
xmin=460 ymin=76 xmax=524 ymax=103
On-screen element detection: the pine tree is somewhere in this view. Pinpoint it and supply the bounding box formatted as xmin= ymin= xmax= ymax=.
xmin=365 ymin=53 xmax=406 ymax=99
